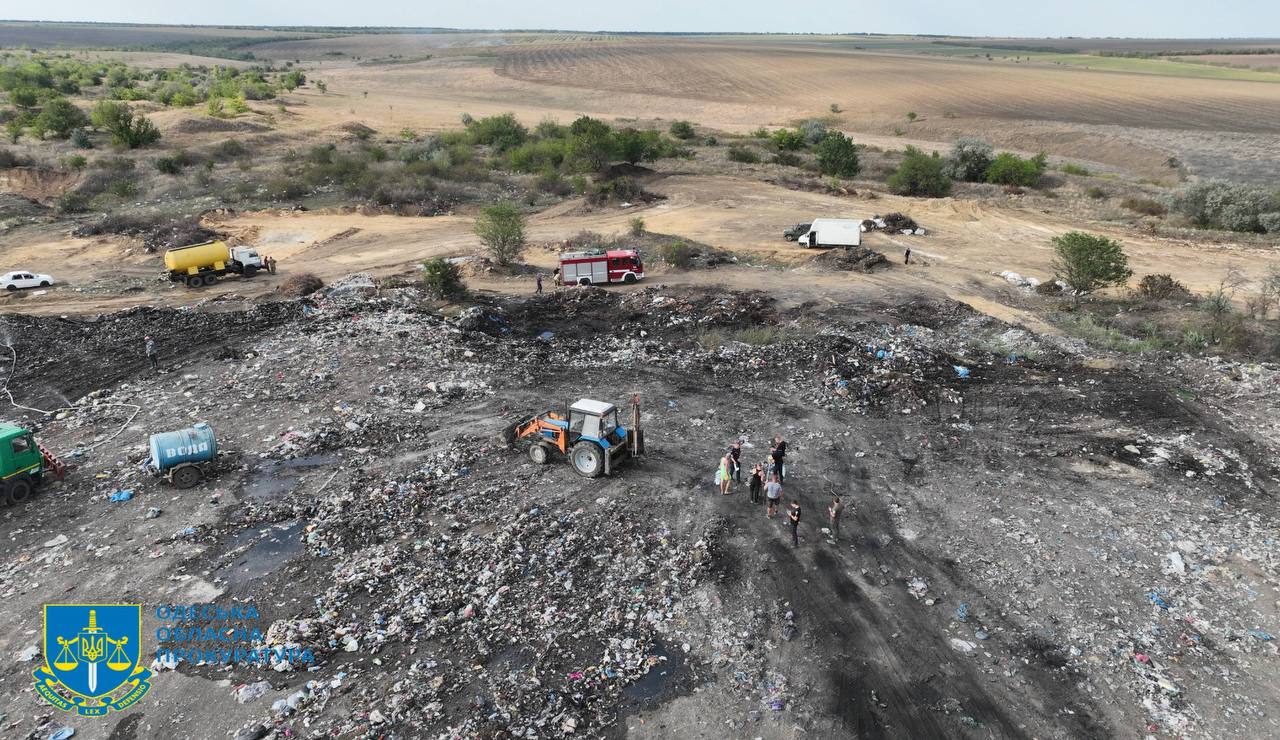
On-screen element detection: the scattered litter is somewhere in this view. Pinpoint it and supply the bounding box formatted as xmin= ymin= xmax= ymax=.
xmin=109 ymin=489 xmax=134 ymax=502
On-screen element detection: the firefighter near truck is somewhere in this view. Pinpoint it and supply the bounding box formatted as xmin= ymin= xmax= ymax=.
xmin=557 ymin=249 xmax=645 ymax=286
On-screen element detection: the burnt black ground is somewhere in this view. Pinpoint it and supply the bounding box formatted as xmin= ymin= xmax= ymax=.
xmin=1 ymin=285 xmax=1276 ymax=740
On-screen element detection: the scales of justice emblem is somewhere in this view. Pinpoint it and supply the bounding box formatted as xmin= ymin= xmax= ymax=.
xmin=35 ymin=605 xmax=153 ymax=716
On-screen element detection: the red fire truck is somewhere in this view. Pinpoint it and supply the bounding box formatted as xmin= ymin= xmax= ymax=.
xmin=557 ymin=249 xmax=645 ymax=286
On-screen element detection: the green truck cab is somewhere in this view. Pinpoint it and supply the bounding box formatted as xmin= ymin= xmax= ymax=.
xmin=0 ymin=424 xmax=61 ymax=504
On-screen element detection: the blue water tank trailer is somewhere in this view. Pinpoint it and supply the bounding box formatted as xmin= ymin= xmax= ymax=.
xmin=149 ymin=423 xmax=217 ymax=489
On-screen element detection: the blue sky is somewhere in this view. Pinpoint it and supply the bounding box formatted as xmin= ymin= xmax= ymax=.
xmin=7 ymin=1 xmax=1280 ymax=38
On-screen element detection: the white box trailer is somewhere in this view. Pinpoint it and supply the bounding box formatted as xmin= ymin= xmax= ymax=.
xmin=798 ymin=218 xmax=862 ymax=249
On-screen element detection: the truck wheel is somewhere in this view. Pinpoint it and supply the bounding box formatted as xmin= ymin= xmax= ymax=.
xmin=171 ymin=465 xmax=202 ymax=489
xmin=577 ymin=277 xmax=591 ymax=287
xmin=244 ymin=265 xmax=258 ymax=278
xmin=6 ymin=477 xmax=32 ymax=505
xmin=39 ymin=281 xmax=50 ymax=287
xmin=528 ymin=444 xmax=550 ymax=465
xmin=623 ymin=273 xmax=637 ymax=284
xmin=570 ymin=441 xmax=604 ymax=478
xmin=201 ymin=274 xmax=218 ymax=287
xmin=185 ymin=275 xmax=202 ymax=288
xmin=5 ymin=285 xmax=15 ymax=291
xmin=785 ymin=234 xmax=795 ymax=241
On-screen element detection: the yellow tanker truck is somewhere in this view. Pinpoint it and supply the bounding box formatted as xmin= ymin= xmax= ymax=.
xmin=165 ymin=240 xmax=266 ymax=288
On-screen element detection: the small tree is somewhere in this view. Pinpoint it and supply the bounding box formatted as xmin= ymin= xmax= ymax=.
xmin=567 ymin=115 xmax=617 ymax=172
xmin=474 ymin=202 xmax=526 ymax=265
xmin=943 ymin=138 xmax=992 ymax=182
xmin=830 ymin=103 xmax=841 ymax=113
xmin=629 ymin=216 xmax=645 ymax=236
xmin=35 ymin=98 xmax=88 ymax=139
xmin=906 ymin=111 xmax=918 ymax=123
xmin=421 ymin=257 xmax=466 ymax=299
xmin=887 ymin=146 xmax=951 ymax=197
xmin=91 ymin=101 xmax=160 ymax=149
xmin=10 ymin=88 xmax=38 ymax=108
xmin=814 ymin=131 xmax=860 ymax=177
xmin=4 ymin=116 xmax=24 ymax=144
xmin=315 ymin=80 xmax=328 ymax=94
xmin=1051 ymin=231 xmax=1132 ymax=297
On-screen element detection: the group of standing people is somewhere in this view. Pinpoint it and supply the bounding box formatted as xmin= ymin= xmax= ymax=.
xmin=716 ymin=434 xmax=847 ymax=548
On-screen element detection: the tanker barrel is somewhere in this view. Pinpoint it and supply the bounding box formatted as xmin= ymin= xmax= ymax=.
xmin=149 ymin=423 xmax=217 ymax=471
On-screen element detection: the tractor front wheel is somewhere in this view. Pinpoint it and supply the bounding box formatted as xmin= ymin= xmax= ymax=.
xmin=570 ymin=441 xmax=604 ymax=478
xmin=6 ymin=477 xmax=32 ymax=505
xmin=529 ymin=444 xmax=550 ymax=465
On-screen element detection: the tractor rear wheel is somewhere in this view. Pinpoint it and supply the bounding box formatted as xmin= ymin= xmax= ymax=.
xmin=171 ymin=465 xmax=202 ymax=489
xmin=570 ymin=441 xmax=604 ymax=478
xmin=528 ymin=444 xmax=550 ymax=465
xmin=6 ymin=477 xmax=32 ymax=505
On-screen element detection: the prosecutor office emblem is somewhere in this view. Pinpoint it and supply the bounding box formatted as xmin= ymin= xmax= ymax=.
xmin=34 ymin=604 xmax=153 ymax=716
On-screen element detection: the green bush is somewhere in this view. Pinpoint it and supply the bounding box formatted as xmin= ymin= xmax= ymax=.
xmin=467 ymin=113 xmax=527 ymax=152
xmin=90 ymin=101 xmax=160 ymax=149
xmin=799 ymin=119 xmax=828 ymax=145
xmin=1166 ymin=180 xmax=1280 ymax=232
xmin=942 ymin=138 xmax=991 ymax=182
xmin=1137 ymin=273 xmax=1190 ymax=300
xmin=586 ymin=176 xmax=643 ymax=205
xmin=814 ymin=131 xmax=860 ymax=177
xmin=669 ymin=120 xmax=696 ymax=139
xmin=70 ymin=128 xmax=92 ymax=149
xmin=507 ymin=139 xmax=567 ymax=172
xmin=62 ymin=154 xmax=87 ymax=170
xmin=985 ymin=152 xmax=1046 ymax=187
xmin=474 ymin=202 xmax=526 ymax=264
xmin=887 ymin=146 xmax=951 ymax=197
xmin=1060 ymin=163 xmax=1091 ymax=176
xmin=629 ymin=216 xmax=645 ymax=236
xmin=660 ymin=241 xmax=693 ymax=269
xmin=1051 ymin=231 xmax=1132 ymax=295
xmin=567 ymin=115 xmax=617 ymax=172
xmin=771 ymin=128 xmax=806 ymax=151
xmin=1085 ymin=186 xmax=1108 ymax=199
xmin=726 ymin=145 xmax=760 ymax=164
xmin=421 ymin=257 xmax=466 ymax=299
xmin=107 ymin=179 xmax=138 ymax=198
xmin=34 ymin=97 xmax=88 ymax=139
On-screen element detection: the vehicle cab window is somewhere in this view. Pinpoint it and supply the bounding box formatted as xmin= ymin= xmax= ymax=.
xmin=11 ymin=434 xmax=32 ymax=455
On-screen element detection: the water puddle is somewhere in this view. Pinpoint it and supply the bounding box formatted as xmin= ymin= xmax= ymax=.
xmin=623 ymin=641 xmax=685 ymax=705
xmin=215 ymin=521 xmax=304 ymax=587
xmin=242 ymin=454 xmax=339 ymax=499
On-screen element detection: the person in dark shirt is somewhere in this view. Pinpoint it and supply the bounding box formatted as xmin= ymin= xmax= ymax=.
xmin=788 ymin=500 xmax=801 ymax=547
xmin=770 ymin=435 xmax=788 ymax=482
xmin=748 ymin=463 xmax=764 ymax=504
xmin=729 ymin=441 xmax=743 ymax=482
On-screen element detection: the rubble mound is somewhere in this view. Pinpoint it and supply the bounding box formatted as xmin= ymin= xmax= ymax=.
xmin=812 ymin=245 xmax=889 ymax=272
xmin=277 ymin=273 xmax=324 ymax=297
xmin=863 ymin=212 xmax=926 ymax=235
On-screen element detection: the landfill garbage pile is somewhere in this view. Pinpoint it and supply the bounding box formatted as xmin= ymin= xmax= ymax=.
xmin=811 ymin=245 xmax=889 ymax=272
xmin=1 ymin=281 xmax=1277 ymax=740
xmin=862 ymin=212 xmax=925 ymax=235
xmin=235 ymin=440 xmax=715 ymax=737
